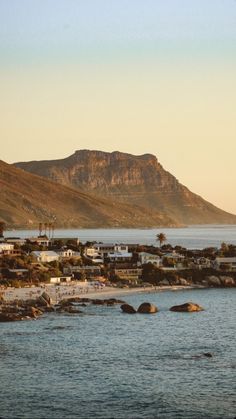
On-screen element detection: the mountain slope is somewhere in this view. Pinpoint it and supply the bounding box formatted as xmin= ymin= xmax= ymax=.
xmin=0 ymin=160 xmax=176 ymax=228
xmin=15 ymin=150 xmax=236 ymax=225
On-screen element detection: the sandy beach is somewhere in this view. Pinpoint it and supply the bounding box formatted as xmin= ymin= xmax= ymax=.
xmin=1 ymin=282 xmax=200 ymax=303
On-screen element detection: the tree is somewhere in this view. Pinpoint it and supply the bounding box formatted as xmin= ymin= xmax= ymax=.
xmin=0 ymin=221 xmax=6 ymax=237
xmin=156 ymin=233 xmax=166 ymax=248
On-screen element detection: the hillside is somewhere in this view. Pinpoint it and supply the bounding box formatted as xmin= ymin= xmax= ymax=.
xmin=0 ymin=160 xmax=176 ymax=228
xmin=15 ymin=150 xmax=236 ymax=225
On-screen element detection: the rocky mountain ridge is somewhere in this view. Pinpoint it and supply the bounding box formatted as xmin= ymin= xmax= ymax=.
xmin=0 ymin=160 xmax=176 ymax=228
xmin=15 ymin=150 xmax=236 ymax=225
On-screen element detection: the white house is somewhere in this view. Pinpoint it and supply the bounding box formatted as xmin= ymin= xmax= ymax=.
xmin=31 ymin=251 xmax=59 ymax=263
xmin=214 ymin=257 xmax=236 ymax=271
xmin=0 ymin=243 xmax=14 ymax=253
xmin=138 ymin=252 xmax=161 ymax=267
xmin=56 ymin=248 xmax=81 ymax=259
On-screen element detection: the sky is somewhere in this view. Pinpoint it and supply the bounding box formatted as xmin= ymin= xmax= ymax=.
xmin=0 ymin=0 xmax=236 ymax=214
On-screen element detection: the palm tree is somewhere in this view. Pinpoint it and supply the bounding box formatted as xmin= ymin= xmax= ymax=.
xmin=156 ymin=233 xmax=166 ymax=248
xmin=0 ymin=221 xmax=5 ymax=237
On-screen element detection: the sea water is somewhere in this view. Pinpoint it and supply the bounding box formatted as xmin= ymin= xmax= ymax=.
xmin=0 ymin=288 xmax=235 ymax=418
xmin=5 ymin=224 xmax=236 ymax=249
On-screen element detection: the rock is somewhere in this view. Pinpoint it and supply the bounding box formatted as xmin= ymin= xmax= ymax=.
xmin=92 ymin=299 xmax=105 ymax=305
xmin=37 ymin=295 xmax=50 ymax=307
xmin=206 ymin=276 xmax=221 ymax=286
xmin=41 ymin=291 xmax=52 ymax=305
xmin=61 ymin=306 xmax=83 ymax=314
xmin=203 ymin=352 xmax=213 ymax=358
xmin=159 ymin=279 xmax=170 ymax=286
xmin=178 ymin=278 xmax=189 ymax=286
xmin=25 ymin=306 xmax=43 ymax=318
xmin=170 ymin=302 xmax=204 ymax=312
xmin=106 ymin=298 xmax=126 ymax=305
xmin=220 ymin=276 xmax=235 ymax=287
xmin=120 ymin=304 xmax=136 ymax=314
xmin=137 ymin=302 xmax=158 ymax=314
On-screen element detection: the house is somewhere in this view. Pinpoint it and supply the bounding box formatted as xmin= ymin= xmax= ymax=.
xmin=0 ymin=243 xmax=21 ymax=257
xmin=213 ymin=257 xmax=236 ymax=271
xmin=138 ymin=252 xmax=161 ymax=267
xmin=161 ymin=252 xmax=185 ymax=269
xmin=5 ymin=237 xmax=26 ymax=246
xmin=0 ymin=243 xmax=14 ymax=253
xmin=31 ymin=251 xmax=59 ymax=263
xmin=28 ymin=236 xmax=50 ymax=247
xmin=63 ymin=265 xmax=102 ymax=280
xmin=56 ymin=248 xmax=81 ymax=259
xmin=114 ymin=268 xmax=142 ymax=282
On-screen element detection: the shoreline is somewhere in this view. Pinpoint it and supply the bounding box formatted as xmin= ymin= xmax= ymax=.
xmin=1 ymin=283 xmax=206 ymax=304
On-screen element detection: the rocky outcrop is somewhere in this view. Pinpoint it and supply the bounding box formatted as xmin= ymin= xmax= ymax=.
xmin=15 ymin=150 xmax=236 ymax=225
xmin=0 ymin=159 xmax=177 ymax=228
xmin=170 ymin=302 xmax=204 ymax=312
xmin=120 ymin=304 xmax=137 ymax=314
xmin=206 ymin=276 xmax=222 ymax=287
xmin=137 ymin=302 xmax=158 ymax=314
xmin=0 ymin=302 xmax=44 ymax=322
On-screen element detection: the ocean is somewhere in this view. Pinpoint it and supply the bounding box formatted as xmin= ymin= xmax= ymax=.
xmin=0 ymin=288 xmax=235 ymax=418
xmin=5 ymin=224 xmax=236 ymax=249
xmin=1 ymin=226 xmax=236 ymax=418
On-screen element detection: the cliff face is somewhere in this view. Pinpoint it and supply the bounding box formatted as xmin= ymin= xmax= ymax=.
xmin=0 ymin=160 xmax=176 ymax=228
xmin=15 ymin=150 xmax=236 ymax=225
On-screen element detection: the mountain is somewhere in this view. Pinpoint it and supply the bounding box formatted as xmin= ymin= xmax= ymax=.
xmin=0 ymin=160 xmax=176 ymax=228
xmin=15 ymin=150 xmax=236 ymax=225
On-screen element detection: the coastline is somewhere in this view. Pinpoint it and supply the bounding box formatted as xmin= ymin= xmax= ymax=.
xmin=1 ymin=283 xmax=205 ymax=304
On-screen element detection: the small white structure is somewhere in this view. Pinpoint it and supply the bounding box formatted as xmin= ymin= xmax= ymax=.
xmin=56 ymin=248 xmax=81 ymax=259
xmin=31 ymin=251 xmax=59 ymax=263
xmin=0 ymin=243 xmax=14 ymax=253
xmin=138 ymin=252 xmax=161 ymax=267
xmin=50 ymin=276 xmax=72 ymax=284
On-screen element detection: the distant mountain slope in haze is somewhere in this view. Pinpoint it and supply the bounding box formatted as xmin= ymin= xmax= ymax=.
xmin=0 ymin=160 xmax=176 ymax=228
xmin=15 ymin=149 xmax=236 ymax=225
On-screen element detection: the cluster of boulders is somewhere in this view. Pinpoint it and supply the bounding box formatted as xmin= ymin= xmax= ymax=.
xmin=121 ymin=301 xmax=204 ymax=314
xmin=205 ymin=276 xmax=235 ymax=287
xmin=0 ymin=291 xmax=53 ymax=322
xmin=0 ymin=290 xmax=204 ymax=321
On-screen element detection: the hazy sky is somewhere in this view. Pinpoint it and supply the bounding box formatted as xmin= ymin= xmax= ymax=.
xmin=0 ymin=0 xmax=236 ymax=213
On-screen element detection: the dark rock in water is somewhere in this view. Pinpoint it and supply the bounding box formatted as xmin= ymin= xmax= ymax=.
xmin=106 ymin=298 xmax=126 ymax=305
xmin=137 ymin=302 xmax=158 ymax=314
xmin=120 ymin=304 xmax=136 ymax=314
xmin=92 ymin=299 xmax=105 ymax=305
xmin=204 ymin=352 xmax=213 ymax=358
xmin=25 ymin=306 xmax=43 ymax=318
xmin=170 ymin=302 xmax=204 ymax=312
xmin=0 ymin=303 xmax=44 ymax=322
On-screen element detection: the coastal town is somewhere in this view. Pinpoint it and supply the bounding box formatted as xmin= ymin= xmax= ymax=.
xmin=1 ymin=225 xmax=236 ymax=292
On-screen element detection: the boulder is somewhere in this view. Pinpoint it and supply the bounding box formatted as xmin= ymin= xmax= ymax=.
xmin=206 ymin=276 xmax=221 ymax=286
xmin=170 ymin=302 xmax=204 ymax=312
xmin=137 ymin=302 xmax=158 ymax=314
xmin=41 ymin=291 xmax=52 ymax=305
xmin=178 ymin=278 xmax=189 ymax=286
xmin=219 ymin=276 xmax=235 ymax=287
xmin=25 ymin=306 xmax=43 ymax=318
xmin=159 ymin=279 xmax=170 ymax=286
xmin=37 ymin=295 xmax=50 ymax=307
xmin=92 ymin=299 xmax=105 ymax=305
xmin=120 ymin=304 xmax=136 ymax=314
